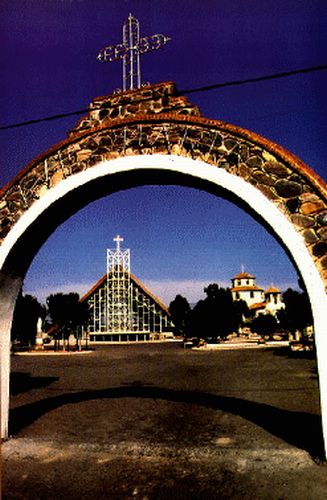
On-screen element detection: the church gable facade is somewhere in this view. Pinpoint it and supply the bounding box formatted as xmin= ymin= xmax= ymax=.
xmin=81 ymin=237 xmax=174 ymax=342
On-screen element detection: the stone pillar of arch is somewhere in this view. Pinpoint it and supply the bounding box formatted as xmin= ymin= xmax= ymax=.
xmin=1 ymin=82 xmax=327 ymax=454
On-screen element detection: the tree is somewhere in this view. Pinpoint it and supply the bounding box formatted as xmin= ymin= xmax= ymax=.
xmin=169 ymin=294 xmax=191 ymax=336
xmin=251 ymin=313 xmax=277 ymax=340
xmin=11 ymin=293 xmax=45 ymax=346
xmin=233 ymin=298 xmax=250 ymax=331
xmin=189 ymin=284 xmax=248 ymax=341
xmin=188 ymin=298 xmax=207 ymax=339
xmin=277 ymin=288 xmax=312 ymax=335
xmin=46 ymin=293 xmax=89 ymax=345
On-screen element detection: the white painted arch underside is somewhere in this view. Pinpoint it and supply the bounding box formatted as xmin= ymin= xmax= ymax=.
xmin=1 ymin=154 xmax=327 ymax=454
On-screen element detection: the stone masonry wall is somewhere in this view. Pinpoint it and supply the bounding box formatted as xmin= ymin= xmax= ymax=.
xmin=69 ymin=82 xmax=200 ymax=136
xmin=1 ymin=82 xmax=327 ymax=288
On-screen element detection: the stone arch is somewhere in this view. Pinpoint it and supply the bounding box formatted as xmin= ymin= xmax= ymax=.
xmin=1 ymin=82 xmax=326 ymax=455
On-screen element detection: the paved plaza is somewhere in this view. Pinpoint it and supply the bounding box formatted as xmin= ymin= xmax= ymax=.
xmin=3 ymin=343 xmax=327 ymax=499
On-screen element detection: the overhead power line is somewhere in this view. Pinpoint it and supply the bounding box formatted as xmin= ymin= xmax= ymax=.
xmin=0 ymin=109 xmax=88 ymax=131
xmin=0 ymin=64 xmax=326 ymax=132
xmin=179 ymin=63 xmax=327 ymax=94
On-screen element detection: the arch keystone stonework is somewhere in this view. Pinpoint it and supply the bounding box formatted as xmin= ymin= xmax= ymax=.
xmin=1 ymin=82 xmax=327 ymax=456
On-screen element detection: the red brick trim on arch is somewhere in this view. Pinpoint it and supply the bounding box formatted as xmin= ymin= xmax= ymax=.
xmin=1 ymin=113 xmax=326 ymax=199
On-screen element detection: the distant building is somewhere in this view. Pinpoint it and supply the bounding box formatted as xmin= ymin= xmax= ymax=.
xmin=81 ymin=236 xmax=174 ymax=342
xmin=264 ymin=286 xmax=285 ymax=315
xmin=231 ymin=270 xmax=284 ymax=317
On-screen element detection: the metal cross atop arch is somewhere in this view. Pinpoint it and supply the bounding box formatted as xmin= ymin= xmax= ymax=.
xmin=97 ymin=13 xmax=170 ymax=91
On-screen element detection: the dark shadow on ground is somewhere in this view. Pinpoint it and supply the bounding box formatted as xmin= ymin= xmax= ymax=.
xmin=9 ymin=385 xmax=324 ymax=459
xmin=272 ymin=346 xmax=316 ymax=360
xmin=10 ymin=372 xmax=59 ymax=396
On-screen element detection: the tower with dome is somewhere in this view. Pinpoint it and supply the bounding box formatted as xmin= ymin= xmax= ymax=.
xmin=231 ymin=269 xmax=285 ymax=317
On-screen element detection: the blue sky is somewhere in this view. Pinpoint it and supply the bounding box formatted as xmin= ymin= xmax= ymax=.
xmin=1 ymin=0 xmax=327 ymax=305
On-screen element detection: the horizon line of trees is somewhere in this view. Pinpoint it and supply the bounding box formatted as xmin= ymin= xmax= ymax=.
xmin=11 ymin=281 xmax=313 ymax=347
xmin=11 ymin=291 xmax=89 ymax=347
xmin=169 ymin=283 xmax=313 ymax=342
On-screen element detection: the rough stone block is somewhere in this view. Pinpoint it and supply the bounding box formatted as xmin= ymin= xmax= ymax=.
xmin=258 ymin=185 xmax=278 ymax=200
xmin=87 ymin=155 xmax=103 ymax=166
xmin=7 ymin=191 xmax=22 ymax=202
xmin=239 ymin=144 xmax=249 ymax=161
xmin=300 ymin=201 xmax=325 ymax=215
xmin=275 ymin=179 xmax=303 ymax=198
xmin=76 ymin=150 xmax=92 ymax=162
xmin=82 ymin=138 xmax=99 ymax=151
xmin=246 ymin=156 xmax=263 ymax=168
xmin=300 ymin=192 xmax=322 ymax=203
xmin=289 ymin=174 xmax=303 ymax=184
xmin=317 ymin=227 xmax=327 ymax=241
xmin=290 ymin=214 xmax=315 ymax=228
xmin=170 ymin=144 xmax=182 ymax=156
xmin=50 ymin=170 xmax=64 ymax=188
xmin=226 ymin=152 xmax=239 ymax=166
xmin=264 ymin=161 xmax=290 ymax=178
xmin=99 ymin=109 xmax=109 ymax=120
xmin=316 ymin=211 xmax=327 ymax=226
xmin=35 ymin=184 xmax=48 ymax=198
xmin=262 ymin=151 xmax=277 ymax=163
xmin=224 ymin=138 xmax=238 ymax=151
xmin=312 ymin=242 xmax=327 ymax=258
xmin=286 ymin=198 xmax=300 ymax=214
xmin=303 ymin=229 xmax=319 ymax=244
xmin=238 ymin=163 xmax=251 ymax=180
xmin=252 ymin=170 xmax=276 ymax=186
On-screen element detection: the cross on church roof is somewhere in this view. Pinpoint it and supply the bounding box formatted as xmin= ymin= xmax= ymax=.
xmin=97 ymin=13 xmax=170 ymax=92
xmin=113 ymin=234 xmax=124 ymax=251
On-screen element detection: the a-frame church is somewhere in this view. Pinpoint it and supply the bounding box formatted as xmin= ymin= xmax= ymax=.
xmin=81 ymin=236 xmax=174 ymax=342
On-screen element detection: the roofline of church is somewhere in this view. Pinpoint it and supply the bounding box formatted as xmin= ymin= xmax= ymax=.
xmin=265 ymin=286 xmax=281 ymax=293
xmin=80 ymin=269 xmax=170 ymax=316
xmin=232 ymin=272 xmax=255 ymax=280
xmin=231 ymin=285 xmax=264 ymax=292
xmin=249 ymin=302 xmax=267 ymax=310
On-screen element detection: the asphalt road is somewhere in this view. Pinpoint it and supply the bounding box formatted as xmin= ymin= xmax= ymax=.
xmin=3 ymin=343 xmax=327 ymax=499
